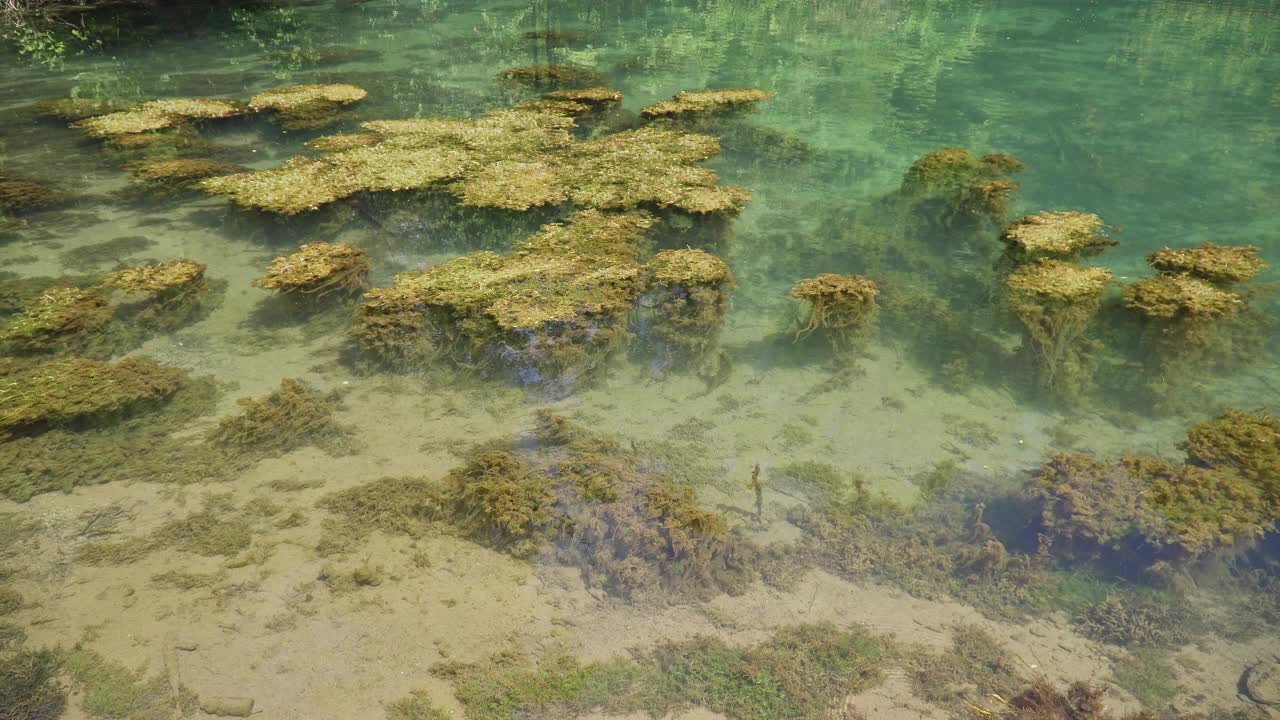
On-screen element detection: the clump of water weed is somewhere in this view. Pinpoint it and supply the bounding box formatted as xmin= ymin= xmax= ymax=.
xmin=209 ymin=378 xmax=354 ymax=456
xmin=789 ymin=273 xmax=879 ymax=357
xmin=999 ymin=211 xmax=1117 ymax=264
xmin=0 ymin=648 xmax=66 ymax=720
xmin=543 ymin=87 xmax=622 ymax=105
xmin=899 ymin=147 xmax=1024 ymax=226
xmin=254 ymin=241 xmax=370 ymax=297
xmin=102 ymin=259 xmax=209 ymax=331
xmin=64 ymin=645 xmax=198 ymax=720
xmin=1110 ymin=649 xmax=1178 ymax=709
xmin=247 ymin=83 xmax=368 ymax=130
xmin=1075 ymin=592 xmax=1194 ymax=647
xmin=640 ymin=88 xmax=772 ymax=119
xmin=72 ymin=97 xmax=246 ymax=138
xmin=641 ymin=248 xmax=734 ymax=370
xmin=1146 ymin=242 xmax=1267 ymax=286
xmin=497 ymin=64 xmax=608 ymax=89
xmin=0 ymin=286 xmax=112 ymax=354
xmin=124 ymin=157 xmax=246 ymax=189
xmin=0 ymin=357 xmax=185 ymax=436
xmin=1005 ymin=259 xmax=1111 ymax=401
xmin=0 ymin=176 xmax=69 ymax=215
xmin=992 ymin=676 xmax=1154 ymax=719
xmin=1182 ymin=408 xmax=1280 ymax=511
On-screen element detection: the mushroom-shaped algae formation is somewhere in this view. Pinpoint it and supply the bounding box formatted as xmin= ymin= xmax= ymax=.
xmin=248 ymin=83 xmax=368 ymax=130
xmin=0 ymin=357 xmax=185 ymax=435
xmin=0 ymin=287 xmax=111 ymax=355
xmin=644 ymin=248 xmax=735 ymax=369
xmin=1000 ymin=211 xmax=1117 ymax=263
xmin=497 ymin=64 xmax=608 ymax=89
xmin=789 ymin=273 xmax=879 ymax=354
xmin=254 ymin=242 xmax=371 ymax=297
xmin=640 ymin=88 xmax=772 ymax=119
xmin=1146 ymin=242 xmax=1267 ymax=286
xmin=1005 ymin=259 xmax=1111 ymax=398
xmin=72 ymin=97 xmax=246 ymax=138
xmin=102 ymin=259 xmax=209 ymax=330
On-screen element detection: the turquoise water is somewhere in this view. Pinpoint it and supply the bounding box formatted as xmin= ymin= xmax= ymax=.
xmin=1 ymin=1 xmax=1279 ymax=718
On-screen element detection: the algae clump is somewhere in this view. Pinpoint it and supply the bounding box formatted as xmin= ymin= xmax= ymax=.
xmin=497 ymin=64 xmax=608 ymax=89
xmin=1000 ymin=211 xmax=1117 ymax=262
xmin=247 ymin=83 xmax=369 ymax=130
xmin=254 ymin=241 xmax=370 ymax=297
xmin=1146 ymin=241 xmax=1267 ymax=285
xmin=789 ymin=273 xmax=879 ymax=355
xmin=0 ymin=357 xmax=184 ymax=435
xmin=1005 ymin=259 xmax=1111 ymax=399
xmin=640 ymin=88 xmax=772 ymax=119
xmin=209 ymin=378 xmax=353 ymax=456
xmin=72 ymin=97 xmax=246 ymax=137
xmin=0 ymin=286 xmax=112 ymax=354
xmin=0 ymin=176 xmax=69 ymax=215
xmin=642 ymin=248 xmax=735 ymax=369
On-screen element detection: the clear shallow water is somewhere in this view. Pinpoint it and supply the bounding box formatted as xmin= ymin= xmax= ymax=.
xmin=1 ymin=1 xmax=1279 ymax=719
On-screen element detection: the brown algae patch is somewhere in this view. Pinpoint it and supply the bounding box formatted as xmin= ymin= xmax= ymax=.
xmin=789 ymin=273 xmax=879 ymax=354
xmin=254 ymin=241 xmax=370 ymax=296
xmin=102 ymin=259 xmax=206 ymax=295
xmin=497 ymin=64 xmax=608 ymax=88
xmin=643 ymin=248 xmax=735 ymax=368
xmin=542 ymin=87 xmax=622 ymax=104
xmin=0 ymin=287 xmax=111 ymax=354
xmin=72 ymin=97 xmax=246 ymax=137
xmin=0 ymin=357 xmax=184 ymax=435
xmin=1000 ymin=211 xmax=1117 ymax=261
xmin=124 ymin=158 xmax=246 ymax=186
xmin=898 ymin=147 xmax=1025 ymax=226
xmin=209 ymin=378 xmax=355 ymax=456
xmin=1005 ymin=259 xmax=1112 ymax=398
xmin=640 ymin=87 xmax=772 ymax=118
xmin=247 ymin=83 xmax=369 ymax=130
xmin=1123 ymin=273 xmax=1242 ymax=320
xmin=1146 ymin=242 xmax=1268 ymax=285
xmin=0 ymin=176 xmax=69 ymax=214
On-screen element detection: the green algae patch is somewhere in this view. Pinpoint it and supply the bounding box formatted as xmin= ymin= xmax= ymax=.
xmin=1000 ymin=211 xmax=1117 ymax=261
xmin=304 ymin=132 xmax=381 ymax=152
xmin=254 ymin=241 xmax=370 ymax=296
xmin=0 ymin=357 xmax=184 ymax=435
xmin=0 ymin=648 xmax=66 ymax=720
xmin=153 ymin=508 xmax=253 ymax=557
xmin=72 ymin=97 xmax=246 ymax=137
xmin=1006 ymin=260 xmax=1111 ymax=399
xmin=1147 ymin=241 xmax=1268 ymax=286
xmin=642 ymin=249 xmax=734 ymax=369
xmin=209 ymin=378 xmax=354 ymax=457
xmin=103 ymin=259 xmax=205 ymax=295
xmin=902 ymin=148 xmax=1024 ymax=195
xmin=789 ymin=273 xmax=879 ymax=354
xmin=543 ymin=87 xmax=622 ymax=104
xmin=497 ymin=64 xmax=608 ymax=89
xmin=0 ymin=286 xmax=112 ymax=354
xmin=640 ymin=88 xmax=772 ymax=119
xmin=0 ymin=176 xmax=69 ymax=215
xmin=513 ymin=209 xmax=655 ymax=261
xmin=247 ymin=83 xmax=369 ymax=130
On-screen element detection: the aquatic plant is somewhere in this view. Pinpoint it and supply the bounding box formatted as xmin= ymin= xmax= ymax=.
xmin=994 ymin=677 xmax=1153 ymax=719
xmin=497 ymin=64 xmax=608 ymax=88
xmin=209 ymin=378 xmax=353 ymax=456
xmin=123 ymin=157 xmax=246 ymax=186
xmin=0 ymin=286 xmax=111 ymax=353
xmin=641 ymin=248 xmax=735 ymax=368
xmin=899 ymin=148 xmax=1024 ymax=226
xmin=254 ymin=241 xmax=370 ymax=297
xmin=72 ymin=97 xmax=246 ymax=137
xmin=640 ymin=88 xmax=772 ymax=119
xmin=0 ymin=356 xmax=185 ymax=435
xmin=789 ymin=273 xmax=879 ymax=354
xmin=0 ymin=649 xmax=65 ymax=720
xmin=1000 ymin=211 xmax=1117 ymax=262
xmin=102 ymin=259 xmax=209 ymax=330
xmin=543 ymin=86 xmax=623 ymax=104
xmin=0 ymin=176 xmax=68 ymax=214
xmin=1110 ymin=648 xmax=1178 ymax=709
xmin=64 ymin=646 xmax=198 ymax=720
xmin=908 ymin=624 xmax=1021 ymax=706
xmin=1146 ymin=241 xmax=1267 ymax=285
xmin=1005 ymin=259 xmax=1112 ymax=398
xmin=1182 ymin=408 xmax=1280 ymax=511
xmin=247 ymin=83 xmax=368 ymax=130
xmin=511 ymin=99 xmax=591 ymax=117
xmin=385 ymin=690 xmax=450 ymax=720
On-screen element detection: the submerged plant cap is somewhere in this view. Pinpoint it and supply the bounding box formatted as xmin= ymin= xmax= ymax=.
xmin=648 ymin=248 xmax=734 ymax=287
xmin=0 ymin=356 xmax=184 ymax=432
xmin=543 ymin=87 xmax=623 ymax=104
xmin=72 ymin=97 xmax=245 ymax=137
xmin=496 ymin=64 xmax=608 ymax=88
xmin=901 ymin=147 xmax=1024 ymax=192
xmin=790 ymin=273 xmax=879 ymax=303
xmin=124 ymin=158 xmax=246 ymax=183
xmin=1000 ymin=211 xmax=1116 ymax=258
xmin=103 ymin=260 xmax=206 ymax=293
xmin=513 ymin=209 xmax=656 ymax=262
xmin=1123 ymin=273 xmax=1242 ymax=319
xmin=1006 ymin=259 xmax=1111 ymax=303
xmin=247 ymin=84 xmax=368 ymax=112
xmin=0 ymin=287 xmax=109 ymax=343
xmin=1146 ymin=242 xmax=1268 ymax=284
xmin=640 ymin=88 xmax=773 ymax=118
xmin=511 ymin=99 xmax=592 ymax=117
xmin=255 ymin=241 xmax=370 ymax=291
xmin=0 ymin=177 xmax=68 ymax=213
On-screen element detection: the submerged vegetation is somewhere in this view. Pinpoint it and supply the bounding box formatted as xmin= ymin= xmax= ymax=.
xmin=254 ymin=241 xmax=370 ymax=297
xmin=1005 ymin=260 xmax=1111 ymax=399
xmin=789 ymin=273 xmax=879 ymax=356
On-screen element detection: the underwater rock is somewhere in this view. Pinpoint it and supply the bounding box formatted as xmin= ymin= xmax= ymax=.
xmin=1005 ymin=259 xmax=1111 ymax=398
xmin=1000 ymin=211 xmax=1117 ymax=262
xmin=73 ymin=97 xmax=246 ymax=137
xmin=497 ymin=64 xmax=608 ymax=89
xmin=642 ymin=248 xmax=735 ymax=369
xmin=640 ymin=88 xmax=772 ymax=119
xmin=254 ymin=241 xmax=370 ymax=297
xmin=247 ymin=83 xmax=368 ymax=131
xmin=789 ymin=273 xmax=879 ymax=354
xmin=0 ymin=357 xmax=185 ymax=435
xmin=1145 ymin=241 xmax=1267 ymax=286
xmin=0 ymin=177 xmax=69 ymax=215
